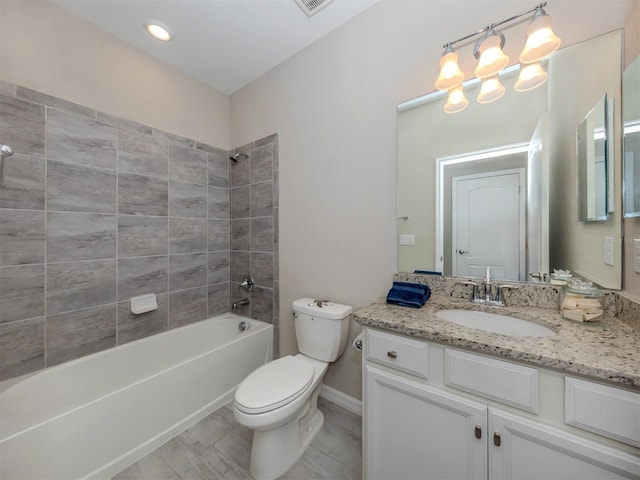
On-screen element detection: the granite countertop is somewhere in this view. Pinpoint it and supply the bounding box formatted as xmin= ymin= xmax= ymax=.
xmin=355 ymin=295 xmax=640 ymax=390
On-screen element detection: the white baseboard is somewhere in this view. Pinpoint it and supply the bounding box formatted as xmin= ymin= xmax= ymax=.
xmin=320 ymin=384 xmax=362 ymax=417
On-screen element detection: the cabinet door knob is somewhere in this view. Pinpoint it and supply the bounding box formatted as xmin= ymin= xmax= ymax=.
xmin=387 ymin=351 xmax=398 ymax=359
xmin=493 ymin=432 xmax=501 ymax=447
xmin=474 ymin=426 xmax=482 ymax=439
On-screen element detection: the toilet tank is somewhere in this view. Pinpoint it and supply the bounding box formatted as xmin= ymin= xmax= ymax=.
xmin=292 ymin=298 xmax=352 ymax=362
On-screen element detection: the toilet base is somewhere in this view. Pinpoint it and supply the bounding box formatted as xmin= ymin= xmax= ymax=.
xmin=248 ymin=386 xmax=324 ymax=480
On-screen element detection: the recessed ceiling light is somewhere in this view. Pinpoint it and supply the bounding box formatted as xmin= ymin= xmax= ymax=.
xmin=145 ymin=23 xmax=172 ymax=42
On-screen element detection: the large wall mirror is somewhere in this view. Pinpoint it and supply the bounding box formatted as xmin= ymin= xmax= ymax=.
xmin=398 ymin=30 xmax=623 ymax=289
xmin=623 ymin=55 xmax=640 ymax=217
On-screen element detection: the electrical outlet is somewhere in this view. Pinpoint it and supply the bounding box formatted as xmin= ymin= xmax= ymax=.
xmin=400 ymin=234 xmax=415 ymax=246
xmin=634 ymin=239 xmax=640 ymax=274
xmin=603 ymin=237 xmax=614 ymax=266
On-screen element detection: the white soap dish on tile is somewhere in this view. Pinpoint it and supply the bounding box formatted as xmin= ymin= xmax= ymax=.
xmin=130 ymin=293 xmax=158 ymax=315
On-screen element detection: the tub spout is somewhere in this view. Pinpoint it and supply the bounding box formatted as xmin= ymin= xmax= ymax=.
xmin=232 ymin=298 xmax=250 ymax=310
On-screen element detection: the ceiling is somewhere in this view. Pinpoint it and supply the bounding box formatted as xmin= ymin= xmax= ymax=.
xmin=51 ymin=0 xmax=381 ymax=95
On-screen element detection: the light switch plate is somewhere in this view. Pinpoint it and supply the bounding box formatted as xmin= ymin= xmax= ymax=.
xmin=603 ymin=237 xmax=614 ymax=266
xmin=634 ymin=239 xmax=640 ymax=274
xmin=400 ymin=234 xmax=415 ymax=246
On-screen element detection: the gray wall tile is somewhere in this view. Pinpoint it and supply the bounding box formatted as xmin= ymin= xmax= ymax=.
xmin=0 ymin=317 xmax=44 ymax=380
xmin=251 ymin=181 xmax=273 ymax=217
xmin=47 ymin=212 xmax=116 ymax=262
xmin=118 ymin=215 xmax=168 ymax=258
xmin=208 ymin=151 xmax=229 ymax=187
xmin=169 ymin=143 xmax=207 ymax=185
xmin=0 ymin=155 xmax=45 ymax=210
xmin=118 ymin=255 xmax=168 ymax=299
xmin=17 ymin=87 xmax=95 ymax=118
xmin=169 ymin=287 xmax=208 ymax=329
xmin=254 ymin=133 xmax=277 ymax=148
xmin=230 ymin=154 xmax=250 ymax=187
xmin=250 ymin=144 xmax=273 ymax=184
xmin=169 ymin=253 xmax=207 ymax=291
xmin=231 ymin=186 xmax=250 ymax=219
xmin=231 ymin=219 xmax=250 ymax=251
xmin=46 ymin=304 xmax=116 ymax=366
xmin=196 ymin=142 xmax=227 ymax=156
xmin=169 ymin=181 xmax=207 ymax=218
xmin=252 ymin=252 xmax=273 ymax=288
xmin=118 ymin=173 xmax=168 ymax=216
xmin=251 ymin=287 xmax=274 ymax=324
xmin=47 ymin=160 xmax=117 ymax=213
xmin=169 ymin=217 xmax=207 ymax=254
xmin=208 ymin=219 xmax=230 ymax=251
xmin=97 ymin=112 xmax=153 ymax=136
xmin=117 ymin=295 xmax=168 ymax=344
xmin=230 ymin=252 xmax=250 ymax=283
xmin=46 ymin=260 xmax=116 ymax=314
xmin=208 ymin=186 xmax=230 ymax=219
xmin=118 ymin=151 xmax=168 ymax=179
xmin=0 ymin=94 xmax=45 ymax=156
xmin=0 ymin=264 xmax=44 ymax=323
xmin=0 ymin=209 xmax=45 ymax=265
xmin=208 ymin=251 xmax=230 ymax=284
xmin=47 ymin=108 xmax=117 ymax=170
xmin=156 ymin=131 xmax=194 ymax=148
xmin=118 ymin=123 xmax=167 ymax=157
xmin=0 ymin=81 xmax=16 ymax=96
xmin=208 ymin=282 xmax=230 ymax=316
xmin=251 ymin=217 xmax=273 ymax=253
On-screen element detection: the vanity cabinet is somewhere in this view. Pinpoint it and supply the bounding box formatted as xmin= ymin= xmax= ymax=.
xmin=363 ymin=328 xmax=640 ymax=480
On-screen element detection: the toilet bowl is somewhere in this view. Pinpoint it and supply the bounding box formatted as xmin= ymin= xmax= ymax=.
xmin=233 ymin=298 xmax=352 ymax=480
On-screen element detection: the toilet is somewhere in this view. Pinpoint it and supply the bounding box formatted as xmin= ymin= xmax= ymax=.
xmin=233 ymin=297 xmax=352 ymax=480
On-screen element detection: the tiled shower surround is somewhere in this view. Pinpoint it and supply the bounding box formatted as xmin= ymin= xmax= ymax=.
xmin=0 ymin=82 xmax=279 ymax=381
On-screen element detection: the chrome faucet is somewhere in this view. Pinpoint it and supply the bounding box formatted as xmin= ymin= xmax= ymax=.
xmin=455 ymin=266 xmax=519 ymax=307
xmin=232 ymin=298 xmax=250 ymax=310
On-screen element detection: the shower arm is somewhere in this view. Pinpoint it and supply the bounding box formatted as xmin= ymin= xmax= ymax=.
xmin=0 ymin=144 xmax=14 ymax=189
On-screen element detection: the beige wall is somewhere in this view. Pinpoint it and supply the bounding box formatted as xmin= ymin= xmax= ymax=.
xmin=624 ymin=2 xmax=640 ymax=299
xmin=0 ymin=0 xmax=229 ymax=148
xmin=548 ymin=31 xmax=623 ymax=289
xmin=230 ymin=0 xmax=636 ymax=399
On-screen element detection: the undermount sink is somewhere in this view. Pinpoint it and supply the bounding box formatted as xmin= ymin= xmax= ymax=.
xmin=435 ymin=309 xmax=557 ymax=337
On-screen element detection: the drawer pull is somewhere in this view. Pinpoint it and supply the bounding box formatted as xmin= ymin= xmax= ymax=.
xmin=387 ymin=351 xmax=398 ymax=359
xmin=493 ymin=432 xmax=501 ymax=447
xmin=474 ymin=426 xmax=482 ymax=439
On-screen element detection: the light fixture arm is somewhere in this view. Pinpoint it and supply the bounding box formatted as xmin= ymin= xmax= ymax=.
xmin=472 ymin=28 xmax=506 ymax=59
xmin=442 ymin=2 xmax=547 ymax=50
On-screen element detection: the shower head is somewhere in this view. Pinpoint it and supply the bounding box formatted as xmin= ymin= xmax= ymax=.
xmin=230 ymin=153 xmax=249 ymax=162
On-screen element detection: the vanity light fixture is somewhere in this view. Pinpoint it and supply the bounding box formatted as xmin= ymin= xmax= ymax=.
xmin=444 ymin=85 xmax=469 ymax=113
xmin=435 ymin=2 xmax=560 ymax=112
xmin=145 ymin=23 xmax=172 ymax=42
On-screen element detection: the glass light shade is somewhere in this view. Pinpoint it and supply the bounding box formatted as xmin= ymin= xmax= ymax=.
xmin=477 ymin=76 xmax=505 ymax=104
xmin=515 ymin=62 xmax=548 ymax=92
xmin=435 ymin=51 xmax=464 ymax=90
xmin=146 ymin=24 xmax=172 ymax=41
xmin=444 ymin=86 xmax=469 ymax=113
xmin=474 ymin=34 xmax=509 ymax=78
xmin=519 ymin=12 xmax=561 ymax=63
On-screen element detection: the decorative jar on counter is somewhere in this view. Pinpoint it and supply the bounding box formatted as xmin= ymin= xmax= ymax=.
xmin=560 ymin=282 xmax=604 ymax=322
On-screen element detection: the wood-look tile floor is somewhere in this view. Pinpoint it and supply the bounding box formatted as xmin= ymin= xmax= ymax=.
xmin=113 ymin=397 xmax=362 ymax=480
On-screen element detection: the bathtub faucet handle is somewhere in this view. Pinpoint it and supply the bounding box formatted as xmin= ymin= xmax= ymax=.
xmin=240 ymin=275 xmax=255 ymax=292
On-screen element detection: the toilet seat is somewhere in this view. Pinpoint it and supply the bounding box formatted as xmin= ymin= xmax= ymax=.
xmin=235 ymin=356 xmax=314 ymax=414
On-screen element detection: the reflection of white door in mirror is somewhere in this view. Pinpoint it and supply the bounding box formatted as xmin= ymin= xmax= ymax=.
xmin=452 ymin=169 xmax=525 ymax=281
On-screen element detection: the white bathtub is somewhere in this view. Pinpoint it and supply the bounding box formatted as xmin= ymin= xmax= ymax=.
xmin=0 ymin=313 xmax=273 ymax=480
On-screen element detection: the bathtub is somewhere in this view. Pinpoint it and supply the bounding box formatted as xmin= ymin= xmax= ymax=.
xmin=0 ymin=313 xmax=273 ymax=480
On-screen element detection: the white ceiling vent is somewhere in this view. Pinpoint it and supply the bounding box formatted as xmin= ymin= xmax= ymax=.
xmin=293 ymin=0 xmax=336 ymax=17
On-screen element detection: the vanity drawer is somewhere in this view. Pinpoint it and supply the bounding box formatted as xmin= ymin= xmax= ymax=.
xmin=444 ymin=348 xmax=539 ymax=413
xmin=365 ymin=329 xmax=429 ymax=378
xmin=565 ymin=377 xmax=640 ymax=447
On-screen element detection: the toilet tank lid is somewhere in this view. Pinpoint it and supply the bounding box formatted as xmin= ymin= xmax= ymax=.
xmin=293 ymin=297 xmax=352 ymax=319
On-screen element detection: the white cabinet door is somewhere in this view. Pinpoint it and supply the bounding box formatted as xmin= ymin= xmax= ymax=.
xmin=365 ymin=366 xmax=487 ymax=480
xmin=489 ymin=409 xmax=640 ymax=480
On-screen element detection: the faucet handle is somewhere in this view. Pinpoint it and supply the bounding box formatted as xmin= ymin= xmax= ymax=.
xmin=455 ymin=281 xmax=479 ymax=300
xmin=496 ymin=284 xmax=519 ymax=305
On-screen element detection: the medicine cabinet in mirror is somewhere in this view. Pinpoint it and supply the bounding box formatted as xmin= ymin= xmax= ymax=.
xmin=577 ymin=94 xmax=609 ymax=222
xmin=398 ymin=30 xmax=623 ymax=289
xmin=623 ymin=55 xmax=640 ymax=218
